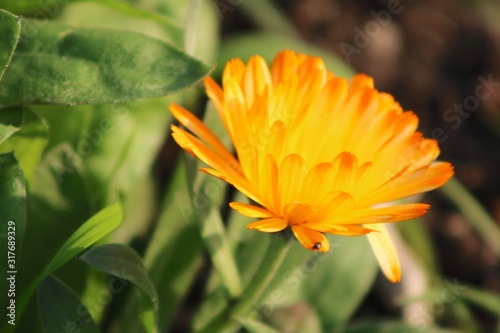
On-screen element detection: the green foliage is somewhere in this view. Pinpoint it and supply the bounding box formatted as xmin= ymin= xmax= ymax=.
xmin=0 ymin=18 xmax=211 ymax=107
xmin=0 ymin=109 xmax=48 ymax=184
xmin=80 ymin=243 xmax=159 ymax=332
xmin=37 ymin=276 xmax=100 ymax=333
xmin=0 ymin=9 xmax=20 ymax=81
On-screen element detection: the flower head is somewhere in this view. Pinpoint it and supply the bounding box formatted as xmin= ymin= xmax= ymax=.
xmin=170 ymin=50 xmax=453 ymax=282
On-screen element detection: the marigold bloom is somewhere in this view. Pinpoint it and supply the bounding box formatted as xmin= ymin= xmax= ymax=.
xmin=170 ymin=50 xmax=453 ymax=282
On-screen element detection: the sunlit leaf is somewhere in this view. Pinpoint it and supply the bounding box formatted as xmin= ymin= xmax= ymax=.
xmin=0 ymin=109 xmax=48 ymax=184
xmin=0 ymin=19 xmax=212 ymax=107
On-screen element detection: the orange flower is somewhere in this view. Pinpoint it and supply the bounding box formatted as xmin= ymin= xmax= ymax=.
xmin=170 ymin=50 xmax=453 ymax=282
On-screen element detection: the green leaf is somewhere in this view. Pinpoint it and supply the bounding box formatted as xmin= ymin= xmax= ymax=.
xmin=42 ymin=204 xmax=123 ymax=289
xmin=0 ymin=9 xmax=21 ymax=82
xmin=0 ymin=108 xmax=48 ymax=184
xmin=0 ymin=153 xmax=26 ymax=325
xmin=0 ymin=19 xmax=213 ymax=107
xmin=79 ymin=243 xmax=159 ymax=333
xmin=13 ymin=203 xmax=123 ymax=329
xmin=37 ymin=275 xmax=100 ymax=333
xmin=0 ymin=107 xmax=23 ymax=145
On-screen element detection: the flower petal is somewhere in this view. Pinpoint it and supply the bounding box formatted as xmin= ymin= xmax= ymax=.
xmin=300 ymin=162 xmax=335 ymax=204
xmin=204 ymin=76 xmax=228 ymax=130
xmin=365 ymin=162 xmax=454 ymax=205
xmin=279 ymin=154 xmax=308 ymax=208
xmin=308 ymin=223 xmax=374 ymax=236
xmin=199 ymin=168 xmax=261 ymax=204
xmin=365 ymin=224 xmax=401 ymax=282
xmin=333 ymin=203 xmax=430 ymax=225
xmin=284 ymin=202 xmax=317 ymax=224
xmin=244 ymin=55 xmax=272 ymax=108
xmin=246 ymin=217 xmax=287 ymax=232
xmin=170 ymin=103 xmax=238 ymax=167
xmin=230 ymin=202 xmax=274 ymax=218
xmin=291 ymin=224 xmax=330 ymax=252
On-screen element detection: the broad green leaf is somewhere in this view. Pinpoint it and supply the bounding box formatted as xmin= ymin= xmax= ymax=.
xmin=79 ymin=243 xmax=159 ymax=333
xmin=13 ymin=203 xmax=123 ymax=330
xmin=217 ymin=33 xmax=355 ymax=79
xmin=0 ymin=109 xmax=48 ymax=184
xmin=0 ymin=107 xmax=23 ymax=145
xmin=37 ymin=275 xmax=100 ymax=333
xmin=0 ymin=153 xmax=26 ymax=327
xmin=0 ymin=19 xmax=213 ymax=107
xmin=337 ymin=321 xmax=461 ymax=333
xmin=0 ymin=10 xmax=20 ymax=81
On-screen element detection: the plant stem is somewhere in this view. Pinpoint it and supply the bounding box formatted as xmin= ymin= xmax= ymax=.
xmin=201 ymin=236 xmax=291 ymax=333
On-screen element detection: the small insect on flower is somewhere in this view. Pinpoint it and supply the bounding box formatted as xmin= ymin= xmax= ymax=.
xmin=170 ymin=49 xmax=454 ymax=282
